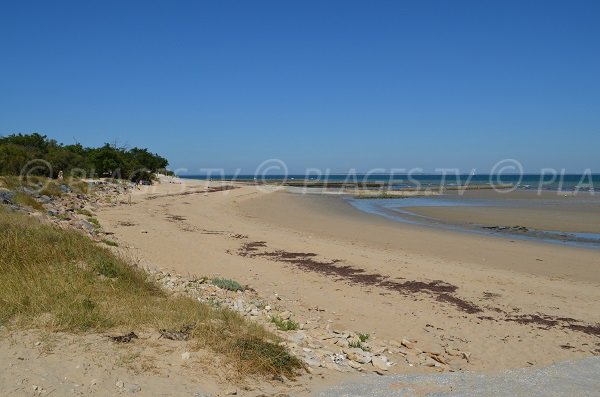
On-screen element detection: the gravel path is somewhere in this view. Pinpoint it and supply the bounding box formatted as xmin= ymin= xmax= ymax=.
xmin=314 ymin=357 xmax=600 ymax=396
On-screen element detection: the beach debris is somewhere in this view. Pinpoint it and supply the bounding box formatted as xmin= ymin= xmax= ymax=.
xmin=159 ymin=324 xmax=194 ymax=341
xmin=109 ymin=332 xmax=138 ymax=343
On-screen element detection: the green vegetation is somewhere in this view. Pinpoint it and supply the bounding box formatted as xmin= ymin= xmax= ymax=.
xmin=348 ymin=340 xmax=370 ymax=350
xmin=271 ymin=316 xmax=299 ymax=331
xmin=86 ymin=217 xmax=101 ymax=229
xmin=0 ymin=133 xmax=169 ymax=182
xmin=101 ymin=239 xmax=119 ymax=247
xmin=211 ymin=277 xmax=244 ymax=292
xmin=358 ymin=332 xmax=370 ymax=342
xmin=76 ymin=208 xmax=94 ymax=217
xmin=0 ymin=208 xmax=303 ymax=377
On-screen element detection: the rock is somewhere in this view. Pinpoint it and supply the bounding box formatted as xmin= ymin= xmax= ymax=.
xmin=39 ymin=195 xmax=52 ymax=204
xmin=428 ymin=353 xmax=448 ymax=365
xmin=421 ymin=354 xmax=442 ymax=367
xmin=372 ymin=356 xmax=389 ymax=371
xmin=344 ymin=348 xmax=372 ymax=364
xmin=404 ymin=353 xmax=421 ymax=366
xmin=181 ymin=351 xmax=191 ymax=360
xmin=347 ymin=360 xmax=363 ymax=370
xmin=125 ymin=383 xmax=141 ymax=393
xmin=0 ymin=189 xmax=15 ymax=204
xmin=279 ymin=311 xmax=291 ymax=320
xmin=80 ymin=219 xmax=95 ymax=233
xmin=445 ymin=347 xmax=462 ymax=357
xmin=287 ymin=331 xmax=306 ymax=345
xmin=116 ymin=380 xmax=125 ymax=388
xmin=401 ymin=338 xmax=415 ymax=349
xmin=224 ymin=387 xmax=238 ymax=395
xmin=302 ymin=354 xmax=321 ymax=367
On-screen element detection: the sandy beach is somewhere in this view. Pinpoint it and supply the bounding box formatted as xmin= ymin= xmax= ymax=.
xmin=93 ymin=178 xmax=600 ymax=391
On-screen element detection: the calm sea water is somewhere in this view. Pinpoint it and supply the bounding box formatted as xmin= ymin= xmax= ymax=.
xmin=182 ymin=174 xmax=599 ymax=191
xmin=347 ymin=196 xmax=600 ymax=249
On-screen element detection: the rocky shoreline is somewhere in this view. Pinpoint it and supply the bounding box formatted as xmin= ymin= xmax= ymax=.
xmin=149 ymin=269 xmax=471 ymax=375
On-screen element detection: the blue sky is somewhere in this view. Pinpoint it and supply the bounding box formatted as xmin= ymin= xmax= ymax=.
xmin=1 ymin=0 xmax=599 ymax=174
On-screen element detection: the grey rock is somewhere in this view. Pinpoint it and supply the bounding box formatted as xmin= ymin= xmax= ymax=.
xmin=0 ymin=189 xmax=15 ymax=204
xmin=287 ymin=331 xmax=306 ymax=344
xmin=125 ymin=383 xmax=141 ymax=393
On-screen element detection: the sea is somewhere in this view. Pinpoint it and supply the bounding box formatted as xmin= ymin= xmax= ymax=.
xmin=181 ymin=174 xmax=599 ymax=192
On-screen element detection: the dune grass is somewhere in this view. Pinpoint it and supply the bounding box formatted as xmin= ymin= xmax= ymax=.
xmin=12 ymin=192 xmax=45 ymax=211
xmin=0 ymin=207 xmax=303 ymax=377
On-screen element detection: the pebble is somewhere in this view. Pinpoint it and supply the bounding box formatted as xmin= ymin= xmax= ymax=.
xmin=182 ymin=352 xmax=191 ymax=360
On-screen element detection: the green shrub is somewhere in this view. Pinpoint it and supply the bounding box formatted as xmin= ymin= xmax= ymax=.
xmin=271 ymin=316 xmax=299 ymax=331
xmin=211 ymin=277 xmax=244 ymax=292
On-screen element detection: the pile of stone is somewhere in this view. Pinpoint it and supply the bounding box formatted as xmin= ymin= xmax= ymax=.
xmin=0 ymin=180 xmax=128 ymax=241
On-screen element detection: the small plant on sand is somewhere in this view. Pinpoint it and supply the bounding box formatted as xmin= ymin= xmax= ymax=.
xmin=358 ymin=332 xmax=370 ymax=342
xmin=211 ymin=277 xmax=244 ymax=292
xmin=101 ymin=239 xmax=119 ymax=247
xmin=348 ymin=340 xmax=370 ymax=350
xmin=271 ymin=316 xmax=299 ymax=331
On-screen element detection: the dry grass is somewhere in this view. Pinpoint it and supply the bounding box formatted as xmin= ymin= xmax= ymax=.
xmin=0 ymin=207 xmax=303 ymax=377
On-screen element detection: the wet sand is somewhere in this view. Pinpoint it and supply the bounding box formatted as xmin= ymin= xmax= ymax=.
xmin=405 ymin=190 xmax=600 ymax=234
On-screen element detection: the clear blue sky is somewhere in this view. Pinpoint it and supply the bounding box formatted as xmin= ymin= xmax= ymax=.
xmin=1 ymin=0 xmax=599 ymax=174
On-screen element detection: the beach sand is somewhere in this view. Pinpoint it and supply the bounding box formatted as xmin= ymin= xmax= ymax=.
xmin=96 ymin=179 xmax=600 ymax=390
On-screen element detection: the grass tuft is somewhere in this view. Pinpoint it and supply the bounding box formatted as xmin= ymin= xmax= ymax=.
xmin=76 ymin=209 xmax=94 ymax=217
xmin=13 ymin=192 xmax=44 ymax=211
xmin=211 ymin=277 xmax=244 ymax=292
xmin=271 ymin=316 xmax=299 ymax=331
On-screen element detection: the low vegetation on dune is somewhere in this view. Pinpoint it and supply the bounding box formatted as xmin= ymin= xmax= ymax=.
xmin=0 ymin=207 xmax=303 ymax=378
xmin=211 ymin=277 xmax=244 ymax=292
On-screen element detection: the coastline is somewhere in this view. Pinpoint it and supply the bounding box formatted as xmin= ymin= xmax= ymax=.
xmin=93 ymin=179 xmax=599 ymax=388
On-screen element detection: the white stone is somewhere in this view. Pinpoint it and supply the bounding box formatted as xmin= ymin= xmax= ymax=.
xmin=372 ymin=356 xmax=389 ymax=371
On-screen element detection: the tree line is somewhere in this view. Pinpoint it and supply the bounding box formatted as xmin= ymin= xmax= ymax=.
xmin=0 ymin=133 xmax=171 ymax=181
